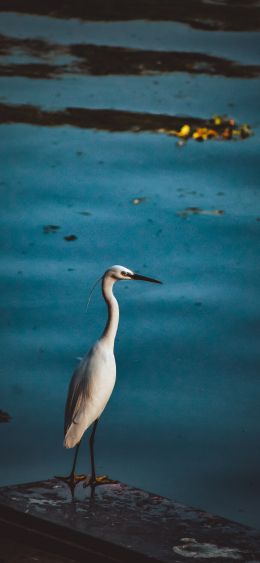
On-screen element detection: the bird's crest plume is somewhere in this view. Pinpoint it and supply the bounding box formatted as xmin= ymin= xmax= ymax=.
xmin=86 ymin=275 xmax=103 ymax=313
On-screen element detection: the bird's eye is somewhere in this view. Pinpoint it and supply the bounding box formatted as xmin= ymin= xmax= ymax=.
xmin=121 ymin=271 xmax=128 ymax=276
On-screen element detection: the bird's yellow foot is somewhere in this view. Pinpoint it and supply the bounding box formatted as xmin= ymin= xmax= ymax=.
xmin=83 ymin=475 xmax=119 ymax=488
xmin=55 ymin=473 xmax=87 ymax=488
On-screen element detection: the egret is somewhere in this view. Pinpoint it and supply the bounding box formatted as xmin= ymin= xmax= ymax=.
xmin=58 ymin=265 xmax=162 ymax=491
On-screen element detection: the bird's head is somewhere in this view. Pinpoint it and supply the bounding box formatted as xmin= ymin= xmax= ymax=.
xmin=104 ymin=265 xmax=162 ymax=284
xmin=86 ymin=265 xmax=162 ymax=313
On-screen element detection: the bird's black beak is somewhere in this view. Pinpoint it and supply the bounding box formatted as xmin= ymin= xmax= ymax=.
xmin=131 ymin=273 xmax=162 ymax=284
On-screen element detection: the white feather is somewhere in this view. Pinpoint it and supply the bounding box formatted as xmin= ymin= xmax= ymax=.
xmin=64 ymin=341 xmax=116 ymax=448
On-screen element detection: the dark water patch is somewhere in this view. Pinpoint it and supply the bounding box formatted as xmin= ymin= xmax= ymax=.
xmin=61 ymin=45 xmax=260 ymax=79
xmin=43 ymin=225 xmax=60 ymax=234
xmin=64 ymin=234 xmax=77 ymax=242
xmin=0 ymin=102 xmax=208 ymax=130
xmin=0 ymin=62 xmax=65 ymax=79
xmin=0 ymin=103 xmax=252 ymax=142
xmin=1 ymin=35 xmax=259 ymax=79
xmin=0 ymin=34 xmax=62 ymax=57
xmin=0 ymin=409 xmax=11 ymax=423
xmin=0 ymin=0 xmax=259 ymax=31
xmin=178 ymin=207 xmax=225 ymax=218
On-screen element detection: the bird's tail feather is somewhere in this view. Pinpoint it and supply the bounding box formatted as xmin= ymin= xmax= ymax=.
xmin=64 ymin=424 xmax=82 ymax=448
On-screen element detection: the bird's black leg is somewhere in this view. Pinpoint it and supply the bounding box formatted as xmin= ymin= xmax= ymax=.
xmin=71 ymin=441 xmax=81 ymax=477
xmin=84 ymin=419 xmax=119 ymax=488
xmin=89 ymin=418 xmax=99 ymax=484
xmin=55 ymin=440 xmax=86 ymax=495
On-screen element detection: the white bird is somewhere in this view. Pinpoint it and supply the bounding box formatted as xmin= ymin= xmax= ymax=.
xmin=58 ymin=265 xmax=162 ymax=490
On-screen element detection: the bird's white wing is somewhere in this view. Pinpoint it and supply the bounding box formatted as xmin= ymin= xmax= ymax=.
xmin=64 ymin=356 xmax=91 ymax=436
xmin=64 ymin=341 xmax=116 ymax=448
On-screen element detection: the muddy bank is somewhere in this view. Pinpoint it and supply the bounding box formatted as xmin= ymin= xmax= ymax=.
xmin=0 ymin=36 xmax=259 ymax=79
xmin=0 ymin=0 xmax=259 ymax=31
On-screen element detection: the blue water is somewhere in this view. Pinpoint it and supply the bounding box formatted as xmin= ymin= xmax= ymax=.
xmin=0 ymin=14 xmax=260 ymax=529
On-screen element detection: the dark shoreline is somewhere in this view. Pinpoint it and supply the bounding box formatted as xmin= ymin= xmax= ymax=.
xmin=0 ymin=103 xmax=217 ymax=131
xmin=0 ymin=36 xmax=259 ymax=79
xmin=0 ymin=103 xmax=252 ymax=142
xmin=0 ymin=0 xmax=259 ymax=31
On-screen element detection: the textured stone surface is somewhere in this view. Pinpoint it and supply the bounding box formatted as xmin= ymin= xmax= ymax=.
xmin=0 ymin=479 xmax=260 ymax=562
xmin=0 ymin=537 xmax=77 ymax=563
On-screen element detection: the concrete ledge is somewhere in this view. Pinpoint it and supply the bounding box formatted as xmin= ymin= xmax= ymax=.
xmin=0 ymin=479 xmax=260 ymax=562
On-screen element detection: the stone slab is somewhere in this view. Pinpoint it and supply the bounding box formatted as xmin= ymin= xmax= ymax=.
xmin=0 ymin=479 xmax=260 ymax=562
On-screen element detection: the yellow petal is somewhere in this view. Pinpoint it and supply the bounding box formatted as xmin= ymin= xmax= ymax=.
xmin=178 ymin=124 xmax=191 ymax=137
xmin=214 ymin=116 xmax=222 ymax=126
xmin=206 ymin=129 xmax=218 ymax=137
xmin=167 ymin=129 xmax=178 ymax=136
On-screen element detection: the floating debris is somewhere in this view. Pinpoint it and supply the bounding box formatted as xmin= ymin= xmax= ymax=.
xmin=160 ymin=116 xmax=252 ymax=143
xmin=192 ymin=127 xmax=218 ymax=141
xmin=64 ymin=234 xmax=77 ymax=241
xmin=178 ymin=207 xmax=224 ymax=218
xmin=0 ymin=409 xmax=11 ymax=423
xmin=176 ymin=139 xmax=186 ymax=148
xmin=131 ymin=197 xmax=146 ymax=205
xmin=168 ymin=124 xmax=191 ymax=138
xmin=43 ymin=225 xmax=60 ymax=234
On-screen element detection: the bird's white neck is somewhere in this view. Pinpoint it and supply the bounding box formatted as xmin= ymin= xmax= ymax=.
xmin=100 ymin=276 xmax=119 ymax=349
